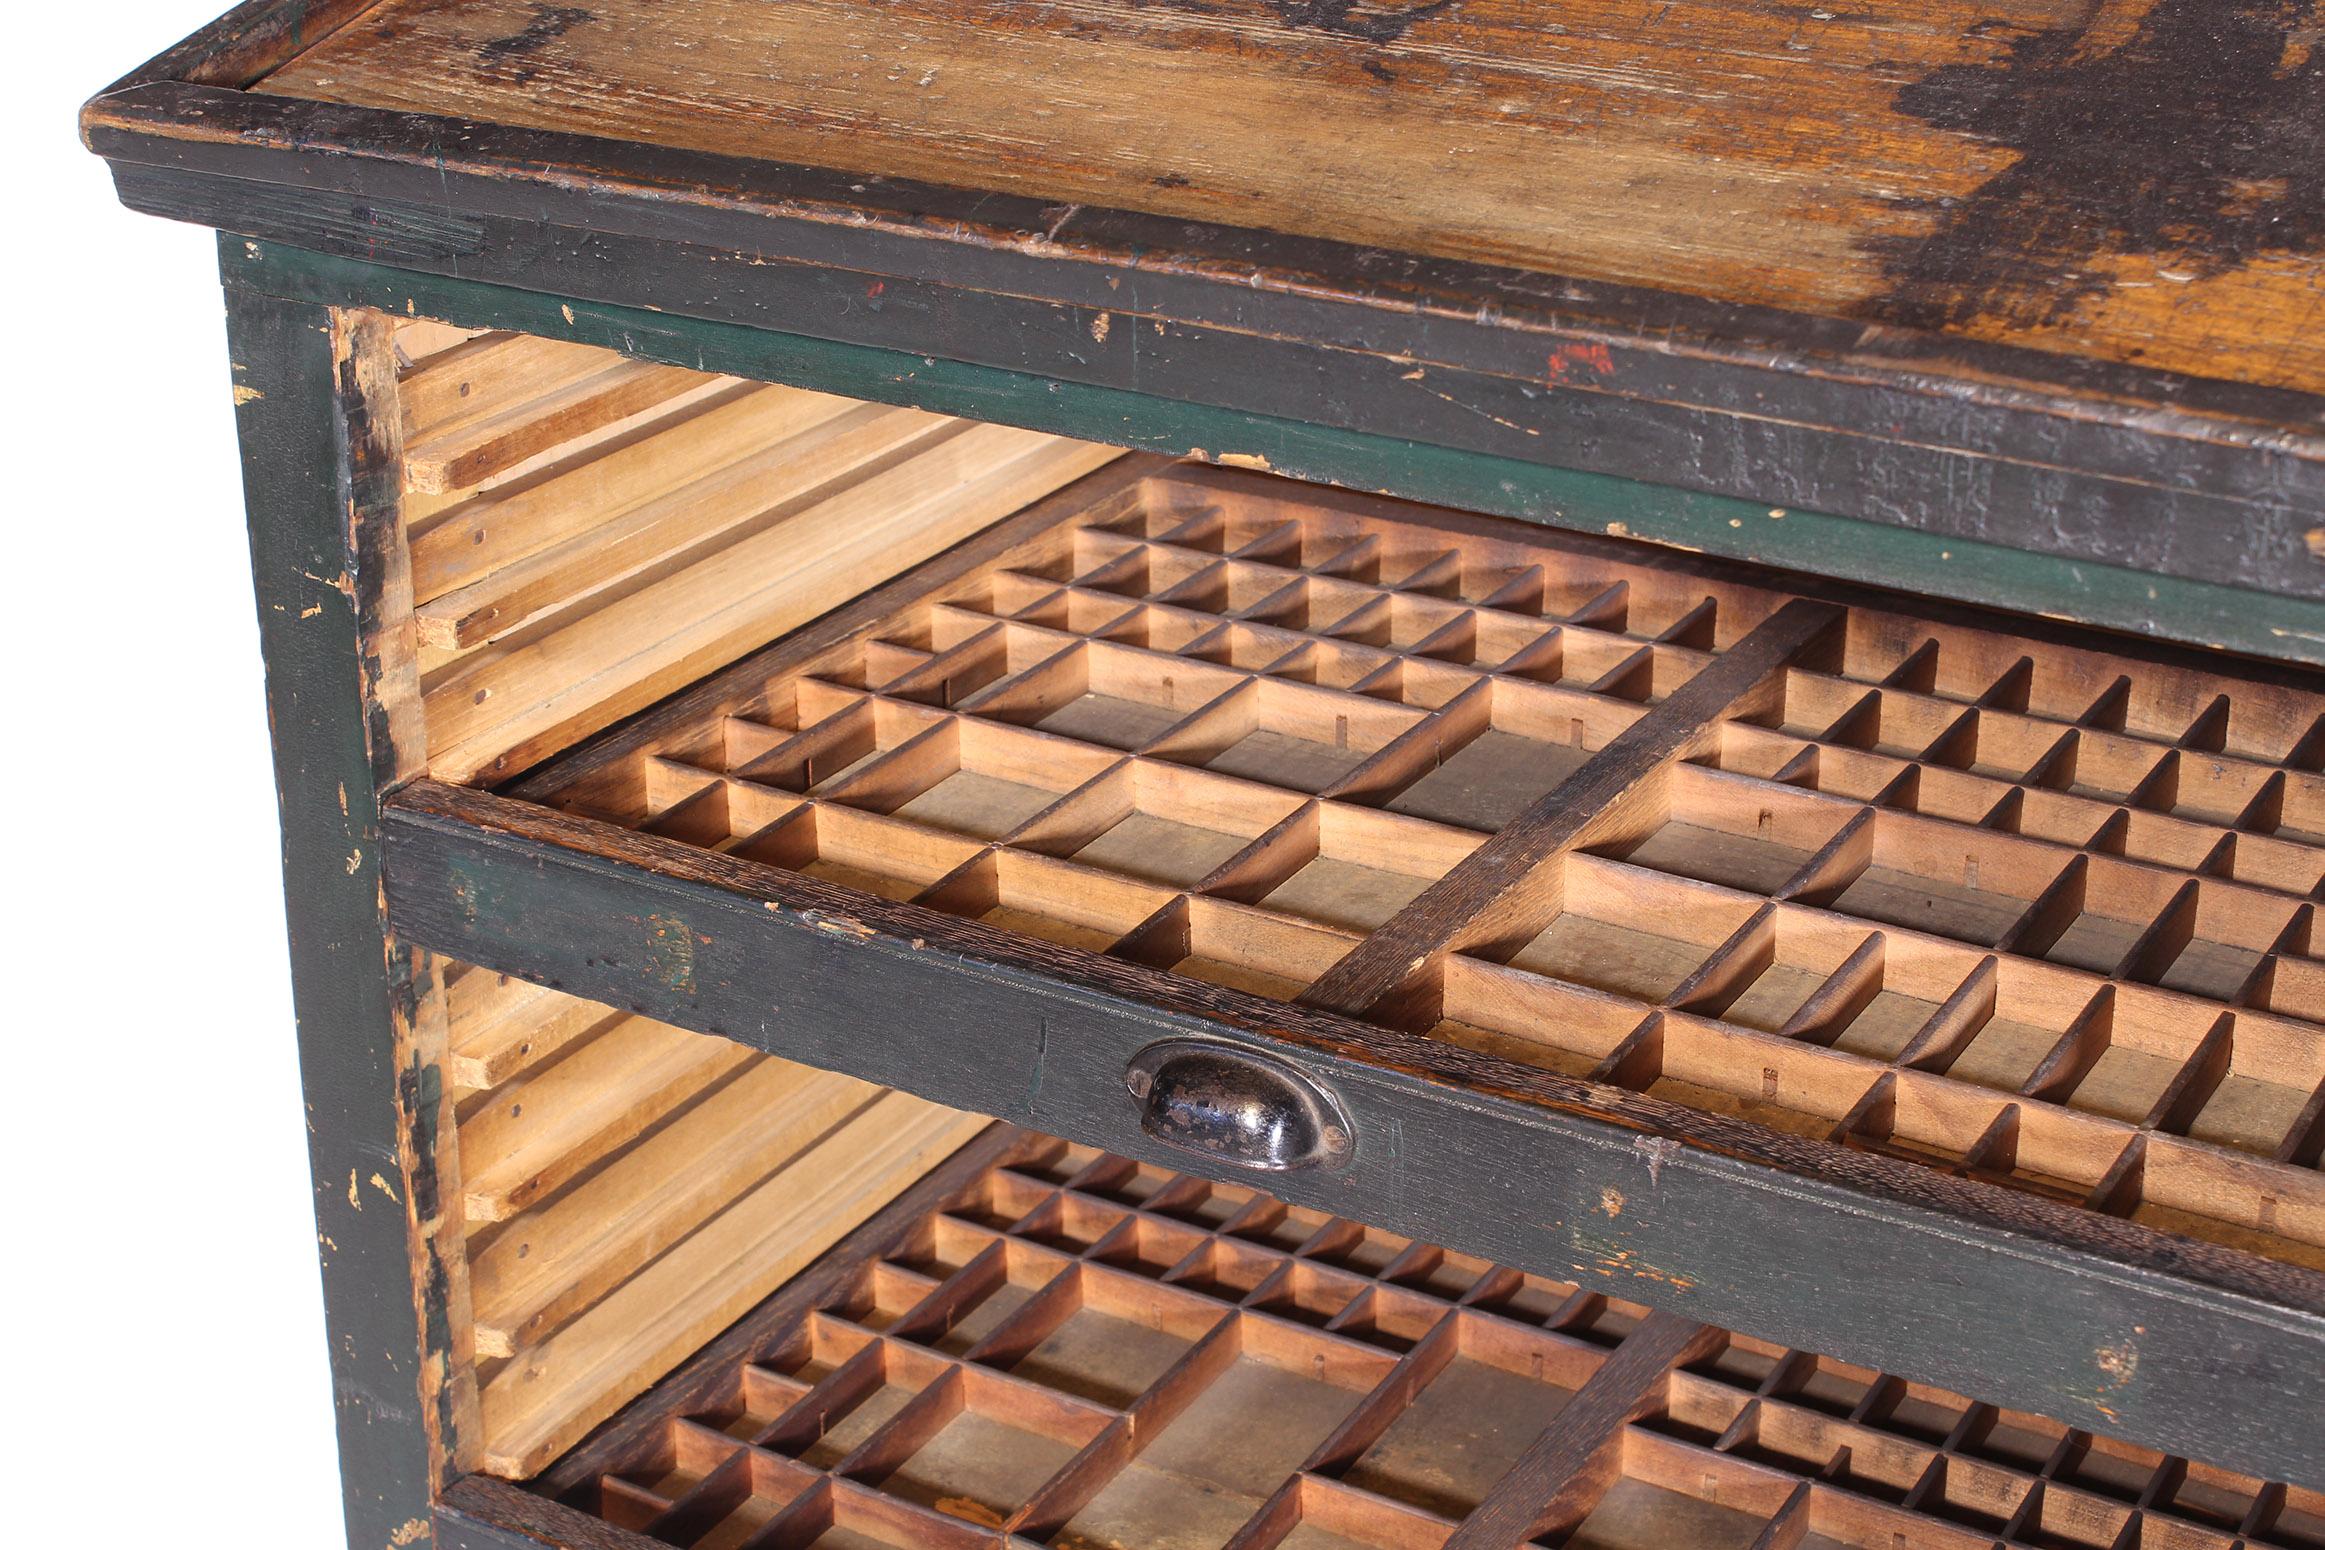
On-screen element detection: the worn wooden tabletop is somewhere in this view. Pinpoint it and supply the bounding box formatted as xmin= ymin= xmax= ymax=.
xmin=256 ymin=0 xmax=2325 ymax=397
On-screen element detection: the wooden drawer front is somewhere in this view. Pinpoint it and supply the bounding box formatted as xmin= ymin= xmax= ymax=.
xmin=384 ymin=459 xmax=2325 ymax=1485
xmin=446 ymin=1128 xmax=2325 ymax=1550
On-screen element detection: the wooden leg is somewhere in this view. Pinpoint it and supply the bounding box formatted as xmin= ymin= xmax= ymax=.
xmin=222 ymin=275 xmax=475 ymax=1547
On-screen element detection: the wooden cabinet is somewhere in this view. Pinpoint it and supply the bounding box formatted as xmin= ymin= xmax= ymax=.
xmin=85 ymin=3 xmax=2324 ymax=1546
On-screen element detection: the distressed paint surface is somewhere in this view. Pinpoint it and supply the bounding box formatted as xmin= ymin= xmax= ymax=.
xmin=254 ymin=0 xmax=2325 ymax=395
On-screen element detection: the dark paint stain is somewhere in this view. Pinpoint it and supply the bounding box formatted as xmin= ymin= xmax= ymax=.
xmin=1262 ymin=0 xmax=1457 ymax=42
xmin=1129 ymin=0 xmax=1453 ymax=41
xmin=1865 ymin=0 xmax=2324 ymax=336
xmin=478 ymin=4 xmax=596 ymax=82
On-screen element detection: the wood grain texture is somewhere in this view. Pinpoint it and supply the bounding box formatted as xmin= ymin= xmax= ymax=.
xmin=465 ymin=1061 xmax=871 ymax=1355
xmin=534 ymin=1122 xmax=1027 ymax=1499
xmin=438 ymin=962 xmax=990 ymax=1472
xmin=1441 ymin=1311 xmax=1720 ymax=1548
xmin=251 ymin=0 xmax=2325 ymax=396
xmin=86 ymin=21 xmax=2325 ymax=654
xmin=1299 ymin=597 xmax=1842 ymax=1015
xmin=475 ymin=1092 xmax=988 ymax=1474
xmin=439 ymin=1473 xmax=665 ymax=1550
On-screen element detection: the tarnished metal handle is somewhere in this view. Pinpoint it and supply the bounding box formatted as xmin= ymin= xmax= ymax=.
xmin=1124 ymin=1039 xmax=1353 ymax=1172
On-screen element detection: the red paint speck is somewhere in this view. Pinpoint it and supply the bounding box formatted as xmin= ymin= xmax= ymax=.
xmin=1546 ymin=342 xmax=1615 ymax=387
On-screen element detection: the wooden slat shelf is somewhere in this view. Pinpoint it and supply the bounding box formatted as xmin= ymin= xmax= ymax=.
xmin=503 ymin=1128 xmax=2325 ymax=1550
xmin=389 ymin=323 xmax=1121 ymax=782
xmin=443 ymin=963 xmax=989 ymax=1478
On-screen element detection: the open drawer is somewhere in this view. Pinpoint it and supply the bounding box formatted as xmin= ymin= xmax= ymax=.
xmin=364 ymin=315 xmax=2325 ymax=1491
xmin=445 ymin=1124 xmax=2325 ymax=1550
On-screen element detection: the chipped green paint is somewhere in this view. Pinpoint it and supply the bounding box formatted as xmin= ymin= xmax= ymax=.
xmin=644 ymin=911 xmax=700 ymax=994
xmin=444 ymin=861 xmax=510 ymax=930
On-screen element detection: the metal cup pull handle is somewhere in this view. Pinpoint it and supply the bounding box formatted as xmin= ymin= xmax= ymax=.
xmin=1124 ymin=1039 xmax=1353 ymax=1172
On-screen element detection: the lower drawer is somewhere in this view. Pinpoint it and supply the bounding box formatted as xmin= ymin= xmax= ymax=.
xmin=440 ymin=1121 xmax=2325 ymax=1550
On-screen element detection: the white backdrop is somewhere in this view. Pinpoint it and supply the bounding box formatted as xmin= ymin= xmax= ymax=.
xmin=17 ymin=6 xmax=348 ymax=1543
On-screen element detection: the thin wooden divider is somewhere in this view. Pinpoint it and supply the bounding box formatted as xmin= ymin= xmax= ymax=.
xmin=478 ymin=1091 xmax=989 ymax=1477
xmin=415 ymin=400 xmax=947 ymax=651
xmin=468 ymin=1062 xmax=874 ymax=1358
xmin=400 ymin=331 xmax=615 ymax=441
xmin=406 ymin=356 xmax=717 ymax=495
xmin=460 ymin=1013 xmax=755 ymax=1224
xmin=449 ymin=971 xmax=621 ymax=1091
xmin=1298 ymin=598 xmax=1843 ymax=1015
xmin=1441 ymin=1310 xmax=1719 ymax=1548
xmin=425 ymin=430 xmax=1120 ymax=782
xmin=388 ymin=320 xmax=1125 ymax=786
xmin=436 ymin=953 xmax=994 ymax=1481
xmin=405 ymin=381 xmax=856 ymax=601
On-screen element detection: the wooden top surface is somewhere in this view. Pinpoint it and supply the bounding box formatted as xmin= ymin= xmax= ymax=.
xmin=252 ymin=0 xmax=2325 ymax=397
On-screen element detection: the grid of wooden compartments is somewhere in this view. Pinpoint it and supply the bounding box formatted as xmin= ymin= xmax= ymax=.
xmin=521 ymin=460 xmax=2324 ymax=1277
xmin=535 ymin=1129 xmax=2325 ymax=1550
